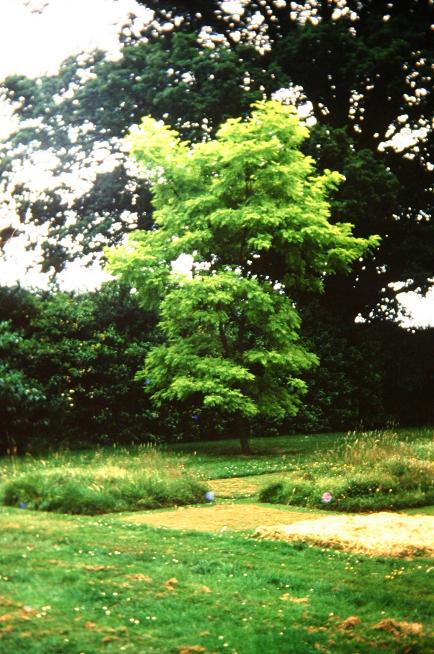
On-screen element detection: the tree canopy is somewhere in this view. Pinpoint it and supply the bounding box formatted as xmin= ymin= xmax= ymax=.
xmin=0 ymin=1 xmax=431 ymax=321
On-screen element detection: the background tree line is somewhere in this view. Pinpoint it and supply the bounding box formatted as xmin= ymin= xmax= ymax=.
xmin=0 ymin=0 xmax=432 ymax=452
xmin=0 ymin=279 xmax=432 ymax=454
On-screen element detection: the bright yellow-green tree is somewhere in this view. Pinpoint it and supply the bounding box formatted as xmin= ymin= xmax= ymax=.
xmin=108 ymin=101 xmax=379 ymax=452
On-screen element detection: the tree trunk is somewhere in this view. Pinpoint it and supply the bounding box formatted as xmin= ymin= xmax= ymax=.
xmin=236 ymin=414 xmax=251 ymax=455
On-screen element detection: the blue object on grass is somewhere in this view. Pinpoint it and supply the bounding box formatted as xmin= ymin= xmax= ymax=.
xmin=205 ymin=491 xmax=215 ymax=502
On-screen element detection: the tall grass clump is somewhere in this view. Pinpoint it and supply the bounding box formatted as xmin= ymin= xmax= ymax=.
xmin=332 ymin=429 xmax=412 ymax=465
xmin=1 ymin=447 xmax=206 ymax=514
xmin=260 ymin=430 xmax=434 ymax=512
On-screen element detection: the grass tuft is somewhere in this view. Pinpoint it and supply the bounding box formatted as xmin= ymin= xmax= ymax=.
xmin=1 ymin=448 xmax=206 ymax=514
xmin=259 ymin=430 xmax=434 ymax=512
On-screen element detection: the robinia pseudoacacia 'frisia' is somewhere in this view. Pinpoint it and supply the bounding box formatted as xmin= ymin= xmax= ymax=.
xmin=107 ymin=100 xmax=379 ymax=452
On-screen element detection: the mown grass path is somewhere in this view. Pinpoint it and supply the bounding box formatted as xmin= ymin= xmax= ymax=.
xmin=114 ymin=472 xmax=434 ymax=557
xmin=208 ymin=474 xmax=284 ymax=498
xmin=117 ymin=502 xmax=323 ymax=532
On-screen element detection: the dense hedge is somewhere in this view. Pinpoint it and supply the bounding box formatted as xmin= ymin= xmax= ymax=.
xmin=0 ymin=283 xmax=432 ymax=454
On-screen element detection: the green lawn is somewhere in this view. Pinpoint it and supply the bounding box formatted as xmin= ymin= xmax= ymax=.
xmin=0 ymin=428 xmax=433 ymax=652
xmin=1 ymin=427 xmax=431 ymax=484
xmin=0 ymin=431 xmax=339 ymax=486
xmin=0 ymin=506 xmax=433 ymax=654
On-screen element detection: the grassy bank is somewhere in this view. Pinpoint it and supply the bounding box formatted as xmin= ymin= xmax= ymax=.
xmin=0 ymin=428 xmax=432 ymax=514
xmin=0 ymin=448 xmax=206 ymax=514
xmin=259 ymin=430 xmax=434 ymax=511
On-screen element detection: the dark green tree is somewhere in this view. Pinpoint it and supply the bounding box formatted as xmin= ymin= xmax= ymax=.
xmin=2 ymin=1 xmax=432 ymax=318
xmin=133 ymin=0 xmax=433 ymax=318
xmin=0 ymin=31 xmax=282 ymax=273
xmin=0 ymin=282 xmax=157 ymax=454
xmin=0 ymin=322 xmax=46 ymax=455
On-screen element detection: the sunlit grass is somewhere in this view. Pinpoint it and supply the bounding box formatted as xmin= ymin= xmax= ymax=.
xmin=0 ymin=447 xmax=206 ymax=514
xmin=0 ymin=506 xmax=432 ymax=654
xmin=0 ymin=428 xmax=432 ymax=513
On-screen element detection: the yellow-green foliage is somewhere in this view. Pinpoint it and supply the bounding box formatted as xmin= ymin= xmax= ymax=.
xmin=107 ymin=101 xmax=379 ymax=438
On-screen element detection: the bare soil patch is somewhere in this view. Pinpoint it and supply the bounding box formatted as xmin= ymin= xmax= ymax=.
xmin=254 ymin=511 xmax=434 ymax=557
xmin=121 ymin=503 xmax=321 ymax=532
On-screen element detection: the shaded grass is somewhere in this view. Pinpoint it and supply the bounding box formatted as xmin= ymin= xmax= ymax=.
xmin=0 ymin=432 xmax=343 ymax=485
xmin=1 ymin=428 xmax=430 ymax=483
xmin=174 ymin=432 xmax=342 ymax=480
xmin=0 ymin=505 xmax=433 ymax=654
xmin=174 ymin=427 xmax=434 ymax=481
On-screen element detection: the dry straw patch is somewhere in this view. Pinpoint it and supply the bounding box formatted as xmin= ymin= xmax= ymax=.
xmin=121 ymin=503 xmax=322 ymax=532
xmin=253 ymin=512 xmax=434 ymax=557
xmin=374 ymin=618 xmax=424 ymax=637
xmin=0 ymin=595 xmax=39 ymax=634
